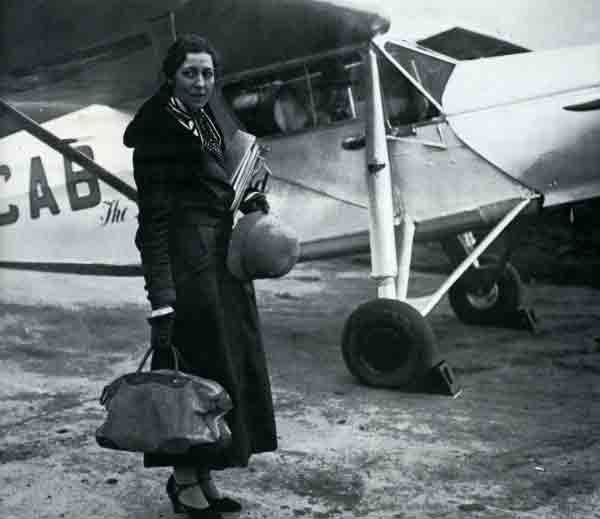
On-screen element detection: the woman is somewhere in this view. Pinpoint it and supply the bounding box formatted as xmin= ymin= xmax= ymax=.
xmin=123 ymin=34 xmax=277 ymax=519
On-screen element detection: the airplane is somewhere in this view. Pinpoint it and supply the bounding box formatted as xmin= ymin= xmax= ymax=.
xmin=1 ymin=0 xmax=599 ymax=390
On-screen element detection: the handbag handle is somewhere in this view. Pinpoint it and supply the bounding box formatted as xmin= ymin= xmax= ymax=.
xmin=136 ymin=345 xmax=181 ymax=373
xmin=99 ymin=346 xmax=184 ymax=406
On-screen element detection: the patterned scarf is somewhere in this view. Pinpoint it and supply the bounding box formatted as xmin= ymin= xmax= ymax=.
xmin=166 ymin=96 xmax=225 ymax=165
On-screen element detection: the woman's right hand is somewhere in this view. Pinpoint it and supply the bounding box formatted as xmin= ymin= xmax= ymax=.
xmin=240 ymin=191 xmax=270 ymax=214
xmin=148 ymin=312 xmax=175 ymax=350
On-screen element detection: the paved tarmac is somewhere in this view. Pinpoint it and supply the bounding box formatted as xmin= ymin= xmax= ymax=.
xmin=1 ymin=258 xmax=600 ymax=519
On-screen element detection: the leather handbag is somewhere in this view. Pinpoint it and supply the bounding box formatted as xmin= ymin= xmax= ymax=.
xmin=95 ymin=346 xmax=232 ymax=454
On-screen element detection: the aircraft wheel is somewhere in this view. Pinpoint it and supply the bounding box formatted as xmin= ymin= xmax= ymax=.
xmin=449 ymin=262 xmax=523 ymax=325
xmin=341 ymin=299 xmax=437 ymax=388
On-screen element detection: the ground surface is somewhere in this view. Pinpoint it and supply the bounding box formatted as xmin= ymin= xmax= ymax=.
xmin=1 ymin=252 xmax=600 ymax=519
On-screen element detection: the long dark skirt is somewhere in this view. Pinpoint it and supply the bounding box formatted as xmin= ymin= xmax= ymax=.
xmin=144 ymin=214 xmax=277 ymax=470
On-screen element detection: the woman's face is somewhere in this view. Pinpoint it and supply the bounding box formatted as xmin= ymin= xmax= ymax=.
xmin=172 ymin=52 xmax=215 ymax=111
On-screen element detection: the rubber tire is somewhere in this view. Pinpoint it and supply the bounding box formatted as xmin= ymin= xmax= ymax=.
xmin=341 ymin=299 xmax=437 ymax=388
xmin=449 ymin=262 xmax=523 ymax=326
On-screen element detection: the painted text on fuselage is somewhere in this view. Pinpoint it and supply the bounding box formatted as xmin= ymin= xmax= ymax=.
xmin=0 ymin=145 xmax=101 ymax=226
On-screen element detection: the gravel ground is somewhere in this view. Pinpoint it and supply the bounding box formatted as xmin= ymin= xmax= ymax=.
xmin=1 ymin=250 xmax=600 ymax=519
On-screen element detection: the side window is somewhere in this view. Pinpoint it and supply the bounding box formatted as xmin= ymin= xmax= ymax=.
xmin=222 ymin=53 xmax=363 ymax=138
xmin=384 ymin=42 xmax=455 ymax=106
xmin=223 ymin=66 xmax=311 ymax=137
xmin=378 ymin=54 xmax=433 ymax=129
xmin=378 ymin=42 xmax=455 ymax=131
xmin=307 ymin=57 xmax=356 ymax=126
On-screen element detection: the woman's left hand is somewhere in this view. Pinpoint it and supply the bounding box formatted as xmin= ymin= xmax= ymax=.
xmin=148 ymin=312 xmax=175 ymax=351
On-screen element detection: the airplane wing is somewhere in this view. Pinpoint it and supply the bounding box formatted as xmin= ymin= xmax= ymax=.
xmin=0 ymin=0 xmax=388 ymax=135
xmin=1 ymin=0 xmax=387 ymax=78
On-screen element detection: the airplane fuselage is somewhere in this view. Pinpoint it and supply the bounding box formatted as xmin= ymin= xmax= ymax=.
xmin=0 ymin=106 xmax=139 ymax=270
xmin=1 ymin=40 xmax=599 ymax=271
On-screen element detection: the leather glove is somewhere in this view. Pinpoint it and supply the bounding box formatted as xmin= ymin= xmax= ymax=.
xmin=240 ymin=191 xmax=270 ymax=214
xmin=148 ymin=312 xmax=174 ymax=351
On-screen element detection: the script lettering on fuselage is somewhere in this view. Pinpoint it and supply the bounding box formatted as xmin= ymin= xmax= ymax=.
xmin=0 ymin=145 xmax=102 ymax=225
xmin=100 ymin=199 xmax=128 ymax=225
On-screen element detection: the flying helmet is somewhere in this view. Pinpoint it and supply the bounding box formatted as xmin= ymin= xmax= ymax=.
xmin=227 ymin=212 xmax=300 ymax=281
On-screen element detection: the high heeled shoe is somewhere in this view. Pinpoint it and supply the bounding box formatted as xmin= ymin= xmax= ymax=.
xmin=195 ymin=470 xmax=242 ymax=513
xmin=166 ymin=475 xmax=223 ymax=519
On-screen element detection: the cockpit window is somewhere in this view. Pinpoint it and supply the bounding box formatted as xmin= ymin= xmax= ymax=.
xmin=383 ymin=41 xmax=455 ymax=105
xmin=222 ymin=52 xmax=363 ymax=137
xmin=378 ymin=52 xmax=433 ymax=127
xmin=375 ymin=41 xmax=456 ymax=130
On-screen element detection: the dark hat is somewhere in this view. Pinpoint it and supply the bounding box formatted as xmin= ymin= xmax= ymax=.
xmin=227 ymin=212 xmax=300 ymax=281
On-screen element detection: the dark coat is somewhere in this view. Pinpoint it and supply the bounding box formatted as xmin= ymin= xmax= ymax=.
xmin=124 ymin=87 xmax=277 ymax=469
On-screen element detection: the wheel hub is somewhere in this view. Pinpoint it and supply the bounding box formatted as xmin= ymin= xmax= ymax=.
xmin=358 ymin=325 xmax=410 ymax=373
xmin=465 ymin=283 xmax=500 ymax=310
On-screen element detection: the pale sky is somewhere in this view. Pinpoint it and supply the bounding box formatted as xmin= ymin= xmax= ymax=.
xmin=334 ymin=0 xmax=600 ymax=50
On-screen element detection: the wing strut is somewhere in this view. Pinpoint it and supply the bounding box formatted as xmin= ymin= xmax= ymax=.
xmin=408 ymin=196 xmax=537 ymax=316
xmin=0 ymin=98 xmax=138 ymax=203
